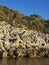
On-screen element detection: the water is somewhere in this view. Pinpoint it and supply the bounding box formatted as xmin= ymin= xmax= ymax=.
xmin=0 ymin=57 xmax=49 ymax=65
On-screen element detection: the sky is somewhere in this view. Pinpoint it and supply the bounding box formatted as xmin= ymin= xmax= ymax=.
xmin=0 ymin=0 xmax=49 ymax=19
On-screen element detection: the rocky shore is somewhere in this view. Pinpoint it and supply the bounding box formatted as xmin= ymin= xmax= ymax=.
xmin=0 ymin=21 xmax=49 ymax=58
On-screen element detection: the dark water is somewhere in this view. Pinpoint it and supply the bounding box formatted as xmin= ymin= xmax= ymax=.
xmin=0 ymin=57 xmax=49 ymax=65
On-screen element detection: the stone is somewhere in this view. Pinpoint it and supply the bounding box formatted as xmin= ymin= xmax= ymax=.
xmin=0 ymin=21 xmax=49 ymax=57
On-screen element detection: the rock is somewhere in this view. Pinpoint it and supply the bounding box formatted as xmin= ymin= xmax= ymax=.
xmin=0 ymin=21 xmax=49 ymax=57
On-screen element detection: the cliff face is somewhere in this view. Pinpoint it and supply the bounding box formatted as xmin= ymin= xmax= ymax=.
xmin=0 ymin=21 xmax=49 ymax=58
xmin=0 ymin=6 xmax=49 ymax=58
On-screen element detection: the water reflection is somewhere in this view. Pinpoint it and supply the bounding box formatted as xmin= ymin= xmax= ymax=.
xmin=0 ymin=58 xmax=49 ymax=65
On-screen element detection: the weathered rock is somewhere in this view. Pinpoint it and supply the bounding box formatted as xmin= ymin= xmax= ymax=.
xmin=0 ymin=21 xmax=49 ymax=58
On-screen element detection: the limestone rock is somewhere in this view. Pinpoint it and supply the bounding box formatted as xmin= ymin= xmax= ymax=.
xmin=0 ymin=21 xmax=49 ymax=57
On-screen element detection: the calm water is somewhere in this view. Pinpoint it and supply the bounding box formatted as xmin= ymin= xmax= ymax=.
xmin=0 ymin=57 xmax=49 ymax=65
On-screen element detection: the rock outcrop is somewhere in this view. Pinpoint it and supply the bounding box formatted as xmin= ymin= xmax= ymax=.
xmin=0 ymin=21 xmax=49 ymax=58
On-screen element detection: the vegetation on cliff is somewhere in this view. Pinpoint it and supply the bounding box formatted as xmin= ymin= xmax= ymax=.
xmin=0 ymin=5 xmax=49 ymax=33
